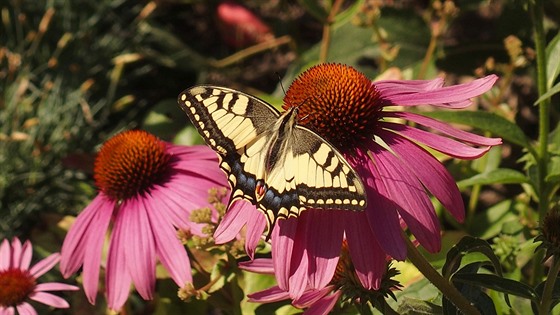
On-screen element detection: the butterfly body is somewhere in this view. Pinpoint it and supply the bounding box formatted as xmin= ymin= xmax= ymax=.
xmin=178 ymin=85 xmax=366 ymax=233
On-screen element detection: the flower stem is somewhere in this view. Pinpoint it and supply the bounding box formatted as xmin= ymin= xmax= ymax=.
xmin=539 ymin=257 xmax=560 ymax=315
xmin=403 ymin=232 xmax=480 ymax=315
xmin=319 ymin=0 xmax=344 ymax=63
xmin=530 ymin=0 xmax=551 ymax=286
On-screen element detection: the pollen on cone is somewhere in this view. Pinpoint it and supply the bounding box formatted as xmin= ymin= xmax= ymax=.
xmin=93 ymin=130 xmax=171 ymax=200
xmin=283 ymin=63 xmax=383 ymax=149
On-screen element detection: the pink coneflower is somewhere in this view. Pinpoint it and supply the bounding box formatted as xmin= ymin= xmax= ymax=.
xmin=0 ymin=238 xmax=78 ymax=314
xmin=59 ymin=130 xmax=228 ymax=311
xmin=240 ymin=240 xmax=400 ymax=314
xmin=215 ymin=64 xmax=501 ymax=298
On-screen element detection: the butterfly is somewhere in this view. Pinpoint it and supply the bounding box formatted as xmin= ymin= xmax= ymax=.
xmin=178 ymin=85 xmax=367 ymax=236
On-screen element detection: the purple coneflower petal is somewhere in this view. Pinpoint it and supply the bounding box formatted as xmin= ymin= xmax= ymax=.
xmin=248 ymin=286 xmax=290 ymax=303
xmin=29 ymin=253 xmax=59 ymax=278
xmin=15 ymin=302 xmax=36 ymax=315
xmin=60 ymin=194 xmax=114 ymax=277
xmin=10 ymin=239 xmax=22 ymax=268
xmin=245 ymin=212 xmax=266 ymax=259
xmin=0 ymin=306 xmax=15 ymax=315
xmin=144 ymin=194 xmax=193 ymax=285
xmin=304 ymin=290 xmax=341 ymax=315
xmin=292 ymin=285 xmax=333 ymax=308
xmin=371 ymin=142 xmax=441 ymax=252
xmin=272 ymin=218 xmax=298 ymax=291
xmin=344 ymin=212 xmax=386 ymax=289
xmin=377 ymin=75 xmax=498 ymax=107
xmin=380 ymin=130 xmax=465 ymax=221
xmin=214 ymin=200 xmax=253 ymax=243
xmin=29 ymin=292 xmax=71 ymax=309
xmin=106 ymin=210 xmax=133 ymax=310
xmin=349 ymin=150 xmax=407 ymax=260
xmin=35 ymin=282 xmax=79 ymax=292
xmin=381 ymin=122 xmax=492 ymax=159
xmin=19 ymin=240 xmax=32 ymax=270
xmin=121 ymin=197 xmax=156 ymax=300
xmin=0 ymin=239 xmax=10 ymax=269
xmin=304 ymin=210 xmax=344 ymax=290
xmin=238 ymin=258 xmax=274 ymax=274
xmin=384 ymin=112 xmax=502 ymax=146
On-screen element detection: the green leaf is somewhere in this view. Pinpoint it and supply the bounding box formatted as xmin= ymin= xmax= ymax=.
xmin=443 ymin=237 xmax=503 ymax=280
xmin=468 ymin=200 xmax=519 ymax=239
xmin=457 ymin=168 xmax=528 ymax=188
xmin=421 ymin=111 xmax=530 ymax=148
xmin=547 ymin=155 xmax=560 ymax=184
xmin=546 ymin=31 xmax=560 ymax=89
xmin=534 ymin=81 xmax=560 ymax=105
xmin=298 ymin=0 xmax=328 ymax=21
xmin=397 ymin=298 xmax=443 ymax=315
xmin=453 ymin=273 xmax=539 ymax=302
xmin=333 ymin=0 xmax=365 ymax=27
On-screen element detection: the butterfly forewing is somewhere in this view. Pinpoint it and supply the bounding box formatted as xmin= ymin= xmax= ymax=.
xmin=178 ymin=85 xmax=366 ymax=234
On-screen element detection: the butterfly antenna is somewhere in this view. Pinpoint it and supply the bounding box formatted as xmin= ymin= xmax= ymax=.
xmin=275 ymin=72 xmax=287 ymax=95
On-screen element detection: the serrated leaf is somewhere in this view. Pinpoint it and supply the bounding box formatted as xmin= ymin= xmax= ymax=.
xmin=457 ymin=168 xmax=528 ymax=188
xmin=421 ymin=111 xmax=530 ymax=148
xmin=453 ymin=273 xmax=538 ymax=302
xmin=546 ymin=155 xmax=560 ymax=184
xmin=546 ymin=32 xmax=560 ymax=89
xmin=534 ymin=81 xmax=560 ymax=105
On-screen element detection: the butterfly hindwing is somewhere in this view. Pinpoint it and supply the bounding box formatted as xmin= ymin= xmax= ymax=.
xmin=178 ymin=85 xmax=366 ymax=234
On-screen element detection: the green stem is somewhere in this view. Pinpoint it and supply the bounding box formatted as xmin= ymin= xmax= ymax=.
xmin=403 ymin=233 xmax=480 ymax=315
xmin=539 ymin=257 xmax=560 ymax=315
xmin=530 ymin=0 xmax=552 ymax=286
xmin=319 ymin=0 xmax=344 ymax=63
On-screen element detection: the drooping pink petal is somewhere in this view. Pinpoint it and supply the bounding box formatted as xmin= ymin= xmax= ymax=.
xmin=376 ymin=75 xmax=498 ymax=107
xmin=29 ymin=253 xmax=59 ymax=278
xmin=245 ymin=211 xmax=266 ymax=259
xmin=120 ymin=197 xmax=156 ymax=300
xmin=35 ymin=282 xmax=79 ymax=292
xmin=380 ymin=122 xmax=492 ymax=159
xmin=293 ymin=285 xmax=333 ymax=308
xmin=304 ymin=210 xmax=344 ymax=290
xmin=272 ymin=217 xmax=298 ymax=291
xmin=383 ymin=111 xmax=502 ymax=146
xmin=347 ymin=149 xmax=407 ymax=260
xmin=369 ymin=141 xmax=441 ymax=252
xmin=15 ymin=302 xmax=36 ymax=315
xmin=106 ymin=210 xmax=133 ymax=310
xmin=343 ymin=212 xmax=386 ymax=289
xmin=379 ymin=129 xmax=465 ymax=221
xmin=144 ymin=193 xmax=193 ymax=286
xmin=29 ymin=291 xmax=71 ymax=308
xmin=19 ymin=240 xmax=32 ymax=270
xmin=248 ymin=286 xmax=291 ymax=303
xmin=238 ymin=258 xmax=274 ymax=274
xmin=0 ymin=239 xmax=10 ymax=269
xmin=303 ymin=290 xmax=341 ymax=315
xmin=81 ymin=198 xmax=115 ymax=301
xmin=60 ymin=194 xmax=115 ymax=277
xmin=214 ymin=200 xmax=251 ymax=244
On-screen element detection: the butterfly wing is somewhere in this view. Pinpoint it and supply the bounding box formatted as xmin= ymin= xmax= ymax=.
xmin=178 ymin=85 xmax=280 ymax=206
